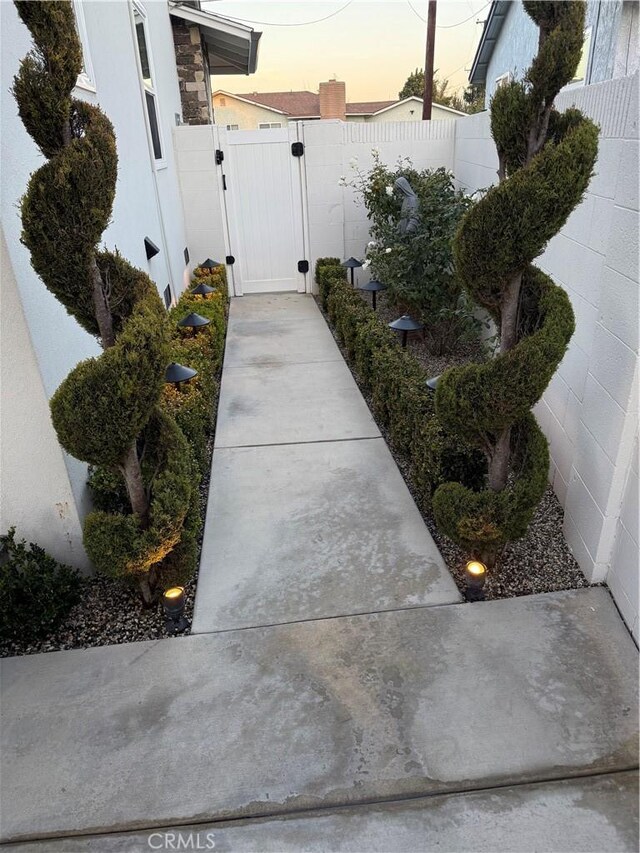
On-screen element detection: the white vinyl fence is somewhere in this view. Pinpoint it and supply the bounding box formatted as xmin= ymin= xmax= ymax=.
xmin=174 ymin=72 xmax=639 ymax=640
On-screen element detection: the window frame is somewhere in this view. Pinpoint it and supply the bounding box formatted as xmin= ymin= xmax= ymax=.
xmin=567 ymin=26 xmax=593 ymax=88
xmin=131 ymin=1 xmax=167 ymax=170
xmin=494 ymin=71 xmax=511 ymax=91
xmin=226 ymin=124 xmax=239 ymax=130
xmin=72 ymin=1 xmax=97 ymax=93
xmin=258 ymin=122 xmax=283 ymax=129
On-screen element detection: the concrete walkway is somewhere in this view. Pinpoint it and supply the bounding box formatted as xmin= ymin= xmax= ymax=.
xmin=1 ymin=294 xmax=638 ymax=850
xmin=193 ymin=294 xmax=460 ymax=633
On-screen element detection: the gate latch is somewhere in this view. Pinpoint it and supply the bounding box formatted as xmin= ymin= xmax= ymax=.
xmin=291 ymin=141 xmax=304 ymax=157
xmin=215 ymin=149 xmax=224 ymax=165
xmin=298 ymin=260 xmax=309 ymax=274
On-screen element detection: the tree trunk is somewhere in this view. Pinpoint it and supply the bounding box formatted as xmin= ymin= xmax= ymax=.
xmin=90 ymin=257 xmax=115 ymax=349
xmin=500 ymin=269 xmax=523 ymax=354
xmin=120 ymin=443 xmax=149 ymax=526
xmin=488 ymin=428 xmax=511 ymax=491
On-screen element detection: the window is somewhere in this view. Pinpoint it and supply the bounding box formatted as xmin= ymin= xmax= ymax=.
xmin=494 ymin=72 xmax=511 ymax=90
xmin=226 ymin=124 xmax=239 ymax=130
xmin=72 ymin=2 xmax=96 ymax=92
xmin=258 ymin=122 xmax=282 ymax=129
xmin=163 ymin=285 xmax=173 ymax=309
xmin=571 ymin=27 xmax=592 ymax=84
xmin=133 ymin=3 xmax=164 ymax=164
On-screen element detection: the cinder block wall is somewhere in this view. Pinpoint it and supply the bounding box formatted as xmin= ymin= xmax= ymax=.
xmin=453 ymin=73 xmax=639 ymax=640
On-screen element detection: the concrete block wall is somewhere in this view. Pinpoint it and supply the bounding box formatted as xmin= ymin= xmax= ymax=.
xmin=453 ymin=73 xmax=639 ymax=640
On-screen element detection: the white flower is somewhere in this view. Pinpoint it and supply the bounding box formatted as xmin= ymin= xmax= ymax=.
xmin=349 ymin=156 xmax=359 ymax=167
xmin=385 ymin=247 xmax=392 ymax=254
xmin=362 ymin=259 xmax=371 ymax=269
xmin=337 ymin=176 xmax=347 ymax=187
xmin=385 ymin=185 xmax=394 ymax=197
xmin=367 ymin=240 xmax=377 ymax=248
xmin=371 ymin=146 xmax=379 ymax=155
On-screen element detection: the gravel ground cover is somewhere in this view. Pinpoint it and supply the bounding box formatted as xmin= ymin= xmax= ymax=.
xmin=321 ymin=290 xmax=589 ymax=601
xmin=1 ymin=377 xmax=220 ymax=659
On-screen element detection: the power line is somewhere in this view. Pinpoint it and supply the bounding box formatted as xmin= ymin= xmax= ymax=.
xmin=407 ymin=1 xmax=490 ymax=28
xmin=209 ymin=0 xmax=354 ymax=28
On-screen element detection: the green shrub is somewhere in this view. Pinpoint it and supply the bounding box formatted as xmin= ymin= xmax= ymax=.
xmin=13 ymin=2 xmax=204 ymax=602
xmin=0 ymin=528 xmax=81 ymax=642
xmin=316 ymin=259 xmax=483 ymax=506
xmin=433 ymin=1 xmax=598 ymax=563
xmin=345 ymin=155 xmax=476 ymax=353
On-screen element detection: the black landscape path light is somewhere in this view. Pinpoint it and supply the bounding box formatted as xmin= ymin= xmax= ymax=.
xmin=425 ymin=374 xmax=441 ymax=391
xmin=162 ymin=586 xmax=190 ymax=634
xmin=191 ymin=281 xmax=215 ymax=296
xmin=200 ymin=258 xmax=223 ymax=273
xmin=165 ymin=362 xmax=197 ymax=390
xmin=464 ymin=560 xmax=487 ymax=602
xmin=388 ymin=314 xmax=424 ymax=348
xmin=342 ymin=256 xmax=363 ymax=286
xmin=358 ymin=279 xmax=387 ymax=311
xmin=178 ymin=312 xmax=211 ymax=336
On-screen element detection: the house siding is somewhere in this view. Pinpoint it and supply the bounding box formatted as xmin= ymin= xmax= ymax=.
xmin=484 ymin=0 xmax=628 ymax=106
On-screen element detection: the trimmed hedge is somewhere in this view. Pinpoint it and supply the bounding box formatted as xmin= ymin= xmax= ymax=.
xmin=89 ymin=267 xmax=229 ymax=586
xmin=433 ymin=1 xmax=598 ymax=562
xmin=315 ymin=259 xmax=484 ymax=508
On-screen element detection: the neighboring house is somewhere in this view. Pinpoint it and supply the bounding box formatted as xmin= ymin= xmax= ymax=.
xmin=213 ymin=79 xmax=464 ymax=129
xmin=471 ymin=0 xmax=639 ymax=107
xmin=0 ymin=0 xmax=261 ymax=567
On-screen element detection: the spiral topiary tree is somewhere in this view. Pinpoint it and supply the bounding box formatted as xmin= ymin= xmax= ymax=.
xmin=432 ymin=1 xmax=598 ymax=566
xmin=13 ymin=1 xmax=193 ymax=602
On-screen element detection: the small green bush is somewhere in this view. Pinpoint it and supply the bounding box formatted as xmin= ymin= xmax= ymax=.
xmin=316 ymin=259 xmax=484 ymax=506
xmin=0 ymin=528 xmax=81 ymax=642
xmin=345 ymin=155 xmax=477 ymax=353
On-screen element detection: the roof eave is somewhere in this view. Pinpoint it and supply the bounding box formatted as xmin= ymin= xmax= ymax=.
xmin=469 ymin=0 xmax=511 ymax=85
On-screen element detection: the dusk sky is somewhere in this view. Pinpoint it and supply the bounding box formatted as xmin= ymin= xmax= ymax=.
xmin=204 ymin=0 xmax=490 ymax=100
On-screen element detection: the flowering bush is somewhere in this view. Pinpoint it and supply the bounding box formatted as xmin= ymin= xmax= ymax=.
xmin=345 ymin=152 xmax=477 ymax=353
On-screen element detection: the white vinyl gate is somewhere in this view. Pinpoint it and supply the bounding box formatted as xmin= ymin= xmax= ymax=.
xmin=216 ymin=125 xmax=309 ymax=295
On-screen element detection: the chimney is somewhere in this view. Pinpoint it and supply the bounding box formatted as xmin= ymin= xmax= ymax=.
xmin=319 ymin=78 xmax=346 ymax=120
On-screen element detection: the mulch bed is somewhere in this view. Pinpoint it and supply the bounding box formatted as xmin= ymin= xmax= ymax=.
xmin=319 ymin=290 xmax=589 ymax=602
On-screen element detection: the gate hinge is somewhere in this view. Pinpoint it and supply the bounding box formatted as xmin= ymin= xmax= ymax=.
xmin=298 ymin=260 xmax=309 ymax=274
xmin=226 ymin=255 xmax=235 ymax=265
xmin=215 ymin=149 xmax=224 ymax=165
xmin=291 ymin=141 xmax=304 ymax=157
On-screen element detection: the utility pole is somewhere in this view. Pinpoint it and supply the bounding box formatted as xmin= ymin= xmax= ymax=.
xmin=422 ymin=0 xmax=437 ymax=120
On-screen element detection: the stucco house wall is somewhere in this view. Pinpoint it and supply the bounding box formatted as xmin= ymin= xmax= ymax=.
xmin=213 ymin=93 xmax=288 ymax=129
xmin=364 ymin=99 xmax=460 ymax=123
xmin=0 ymin=0 xmax=190 ymax=566
xmin=484 ymin=0 xmax=638 ymax=106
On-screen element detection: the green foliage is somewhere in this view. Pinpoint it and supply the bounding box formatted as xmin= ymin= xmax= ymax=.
xmin=83 ymin=410 xmax=194 ymax=585
xmin=347 ymin=154 xmax=477 ymax=353
xmin=316 ymin=260 xmax=484 ymax=508
xmin=165 ymin=285 xmax=227 ymax=473
xmin=0 ymin=528 xmax=81 ymax=642
xmin=87 ymin=269 xmax=229 ymax=584
xmin=398 ymin=69 xmax=458 ymax=108
xmin=50 ymin=290 xmax=169 ymax=467
xmin=13 ymin=2 xmax=197 ymax=597
xmin=433 ymin=1 xmax=598 ymax=562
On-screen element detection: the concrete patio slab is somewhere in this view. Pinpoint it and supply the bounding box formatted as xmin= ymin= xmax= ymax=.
xmin=230 ymin=292 xmax=321 ymax=321
xmin=223 ymin=295 xmax=341 ymax=369
xmin=224 ymin=316 xmax=341 ymax=368
xmin=2 ymin=588 xmax=637 ymax=843
xmin=6 ymin=772 xmax=638 ymax=852
xmin=215 ymin=359 xmax=380 ymax=447
xmin=193 ymin=437 xmax=460 ymax=632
